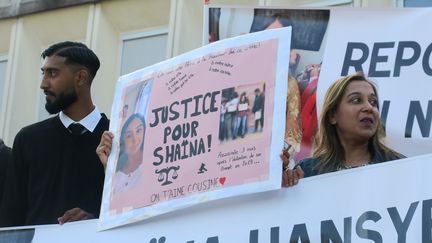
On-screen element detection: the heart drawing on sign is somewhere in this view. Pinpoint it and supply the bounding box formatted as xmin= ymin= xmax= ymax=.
xmin=219 ymin=177 xmax=226 ymax=185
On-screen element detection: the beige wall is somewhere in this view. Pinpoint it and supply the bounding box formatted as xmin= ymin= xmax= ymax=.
xmin=171 ymin=0 xmax=398 ymax=56
xmin=0 ymin=0 xmax=171 ymax=145
xmin=0 ymin=18 xmax=15 ymax=144
xmin=0 ymin=0 xmax=398 ymax=145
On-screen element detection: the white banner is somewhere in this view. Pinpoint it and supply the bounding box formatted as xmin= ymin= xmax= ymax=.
xmin=2 ymin=154 xmax=432 ymax=242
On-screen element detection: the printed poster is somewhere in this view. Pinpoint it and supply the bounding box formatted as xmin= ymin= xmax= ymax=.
xmin=205 ymin=7 xmax=330 ymax=166
xmin=98 ymin=27 xmax=291 ymax=230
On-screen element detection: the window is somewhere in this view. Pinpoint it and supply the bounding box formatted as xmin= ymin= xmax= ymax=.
xmin=0 ymin=57 xmax=7 ymax=104
xmin=403 ymin=0 xmax=432 ymax=7
xmin=37 ymin=90 xmax=50 ymax=121
xmin=268 ymin=0 xmax=353 ymax=7
xmin=120 ymin=28 xmax=168 ymax=76
xmin=0 ymin=0 xmax=12 ymax=8
xmin=0 ymin=56 xmax=7 ymax=115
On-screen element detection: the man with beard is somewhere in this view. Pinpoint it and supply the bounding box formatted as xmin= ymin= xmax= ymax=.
xmin=0 ymin=41 xmax=109 ymax=227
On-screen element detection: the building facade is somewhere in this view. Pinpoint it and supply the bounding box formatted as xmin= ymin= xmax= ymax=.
xmin=0 ymin=0 xmax=424 ymax=144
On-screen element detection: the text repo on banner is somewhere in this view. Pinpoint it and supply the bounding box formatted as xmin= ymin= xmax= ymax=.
xmin=98 ymin=27 xmax=291 ymax=230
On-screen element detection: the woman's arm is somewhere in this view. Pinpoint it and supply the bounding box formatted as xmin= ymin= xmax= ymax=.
xmin=280 ymin=148 xmax=304 ymax=187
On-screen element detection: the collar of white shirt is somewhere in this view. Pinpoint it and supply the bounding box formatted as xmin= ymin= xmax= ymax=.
xmin=59 ymin=106 xmax=102 ymax=133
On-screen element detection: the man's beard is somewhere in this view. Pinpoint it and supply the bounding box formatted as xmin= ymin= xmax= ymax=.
xmin=45 ymin=87 xmax=78 ymax=114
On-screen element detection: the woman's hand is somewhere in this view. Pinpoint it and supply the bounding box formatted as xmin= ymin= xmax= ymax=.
xmin=96 ymin=131 xmax=114 ymax=170
xmin=282 ymin=167 xmax=304 ymax=187
xmin=280 ymin=147 xmax=304 ymax=187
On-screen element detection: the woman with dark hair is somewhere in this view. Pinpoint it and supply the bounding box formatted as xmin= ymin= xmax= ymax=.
xmin=237 ymin=92 xmax=250 ymax=138
xmin=225 ymin=91 xmax=240 ymax=140
xmin=282 ymin=72 xmax=404 ymax=186
xmin=117 ymin=114 xmax=145 ymax=172
xmin=113 ymin=113 xmax=146 ymax=192
xmin=97 ymin=113 xmax=146 ymax=193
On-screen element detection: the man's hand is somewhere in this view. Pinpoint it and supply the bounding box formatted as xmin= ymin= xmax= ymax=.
xmin=58 ymin=207 xmax=95 ymax=225
xmin=96 ymin=131 xmax=114 ymax=170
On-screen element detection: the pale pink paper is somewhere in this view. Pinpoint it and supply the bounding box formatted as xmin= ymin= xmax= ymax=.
xmin=110 ymin=39 xmax=278 ymax=213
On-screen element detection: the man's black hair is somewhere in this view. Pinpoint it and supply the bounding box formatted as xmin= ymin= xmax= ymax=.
xmin=41 ymin=41 xmax=100 ymax=82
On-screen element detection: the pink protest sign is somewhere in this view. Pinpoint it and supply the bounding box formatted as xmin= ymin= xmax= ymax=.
xmin=99 ymin=27 xmax=291 ymax=230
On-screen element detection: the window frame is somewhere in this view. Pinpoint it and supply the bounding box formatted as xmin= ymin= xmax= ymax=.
xmin=119 ymin=27 xmax=169 ymax=76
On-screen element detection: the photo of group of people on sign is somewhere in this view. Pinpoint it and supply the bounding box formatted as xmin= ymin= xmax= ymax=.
xmin=219 ymin=84 xmax=265 ymax=143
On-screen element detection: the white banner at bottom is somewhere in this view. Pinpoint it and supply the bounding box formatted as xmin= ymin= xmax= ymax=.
xmin=1 ymin=154 xmax=432 ymax=242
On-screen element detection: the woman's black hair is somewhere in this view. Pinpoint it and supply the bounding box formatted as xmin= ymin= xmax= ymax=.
xmin=116 ymin=113 xmax=146 ymax=172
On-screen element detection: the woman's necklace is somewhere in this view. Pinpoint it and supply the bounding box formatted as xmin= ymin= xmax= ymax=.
xmin=338 ymin=162 xmax=369 ymax=170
